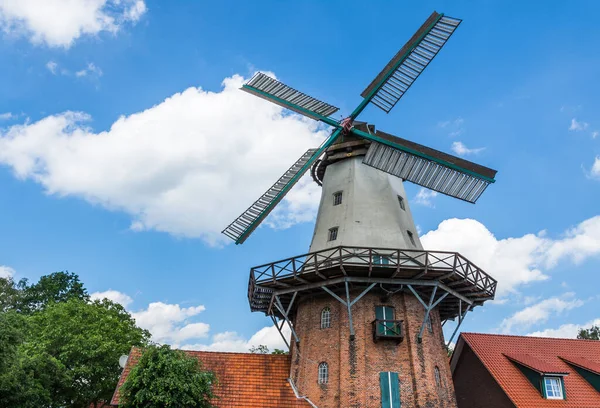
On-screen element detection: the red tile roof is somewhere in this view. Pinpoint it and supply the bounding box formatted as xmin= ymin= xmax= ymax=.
xmin=111 ymin=347 xmax=312 ymax=407
xmin=504 ymin=352 xmax=568 ymax=375
xmin=560 ymin=355 xmax=600 ymax=375
xmin=455 ymin=333 xmax=600 ymax=408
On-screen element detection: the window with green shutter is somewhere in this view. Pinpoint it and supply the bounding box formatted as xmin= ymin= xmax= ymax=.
xmin=379 ymin=372 xmax=401 ymax=408
xmin=375 ymin=306 xmax=395 ymax=335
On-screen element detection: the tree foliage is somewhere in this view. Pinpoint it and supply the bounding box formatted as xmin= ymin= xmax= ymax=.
xmin=578 ymin=325 xmax=600 ymax=340
xmin=119 ymin=345 xmax=216 ymax=408
xmin=28 ymin=298 xmax=150 ymax=407
xmin=0 ymin=272 xmax=149 ymax=408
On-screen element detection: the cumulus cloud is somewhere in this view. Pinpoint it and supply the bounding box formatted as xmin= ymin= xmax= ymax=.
xmin=0 ymin=74 xmax=329 ymax=245
xmin=0 ymin=112 xmax=14 ymax=120
xmin=86 ymin=288 xmax=289 ymax=352
xmin=421 ymin=216 xmax=600 ymax=296
xmin=0 ymin=0 xmax=147 ymax=48
xmin=451 ymin=141 xmax=484 ymax=156
xmin=131 ymin=301 xmax=209 ymax=344
xmin=90 ymin=289 xmax=133 ymax=307
xmin=499 ymin=293 xmax=584 ymax=333
xmin=414 ymin=188 xmax=438 ymax=207
xmin=0 ymin=265 xmax=15 ymax=278
xmin=181 ymin=324 xmax=291 ymax=352
xmin=528 ymin=318 xmax=600 ymax=338
xmin=569 ymin=118 xmax=589 ymax=131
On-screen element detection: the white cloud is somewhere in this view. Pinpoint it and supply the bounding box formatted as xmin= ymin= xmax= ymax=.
xmin=181 ymin=324 xmax=291 ymax=352
xmin=499 ymin=293 xmax=584 ymax=333
xmin=85 ymin=287 xmax=289 ymax=352
xmin=0 ymin=265 xmax=15 ymax=278
xmin=414 ymin=188 xmax=438 ymax=207
xmin=451 ymin=141 xmax=485 ymax=156
xmin=528 ymin=318 xmax=600 ymax=338
xmin=0 ymin=112 xmax=13 ymax=120
xmin=46 ymin=60 xmax=58 ymax=74
xmin=421 ymin=216 xmax=600 ymax=297
xmin=590 ymin=156 xmax=600 ymax=180
xmin=0 ymin=0 xmax=147 ymax=48
xmin=90 ymin=289 xmax=133 ymax=307
xmin=75 ymin=62 xmax=102 ymax=78
xmin=569 ymin=118 xmax=589 ymax=131
xmin=131 ymin=301 xmax=209 ymax=344
xmin=592 ymin=131 xmax=599 ymax=139
xmin=0 ymin=74 xmax=329 ymax=245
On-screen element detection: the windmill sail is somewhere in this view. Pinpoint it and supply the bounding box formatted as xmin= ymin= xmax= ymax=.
xmin=361 ymin=12 xmax=462 ymax=114
xmin=359 ymin=129 xmax=496 ymax=203
xmin=242 ymin=73 xmax=339 ymax=124
xmin=222 ymin=148 xmax=320 ymax=244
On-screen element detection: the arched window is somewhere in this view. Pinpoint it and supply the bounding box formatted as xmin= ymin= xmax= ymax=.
xmin=318 ymin=362 xmax=329 ymax=384
xmin=434 ymin=366 xmax=441 ymax=388
xmin=321 ymin=307 xmax=331 ymax=329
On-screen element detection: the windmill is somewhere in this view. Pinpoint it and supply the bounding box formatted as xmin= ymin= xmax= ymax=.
xmin=222 ymin=11 xmax=496 ymax=245
xmin=221 ymin=11 xmax=498 ymax=408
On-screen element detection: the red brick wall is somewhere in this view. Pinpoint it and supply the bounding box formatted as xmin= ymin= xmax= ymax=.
xmin=290 ymin=289 xmax=457 ymax=408
xmin=452 ymin=344 xmax=515 ymax=408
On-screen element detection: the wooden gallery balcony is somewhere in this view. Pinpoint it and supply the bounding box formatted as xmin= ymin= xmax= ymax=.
xmin=372 ymin=319 xmax=404 ymax=343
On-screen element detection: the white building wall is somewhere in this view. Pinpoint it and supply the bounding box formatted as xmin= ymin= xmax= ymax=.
xmin=309 ymin=157 xmax=423 ymax=253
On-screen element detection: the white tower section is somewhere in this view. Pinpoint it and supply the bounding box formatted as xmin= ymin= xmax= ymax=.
xmin=309 ymin=156 xmax=423 ymax=253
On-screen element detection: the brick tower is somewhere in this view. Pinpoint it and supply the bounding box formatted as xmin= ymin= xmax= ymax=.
xmin=222 ymin=11 xmax=498 ymax=408
xmin=246 ymin=141 xmax=496 ymax=408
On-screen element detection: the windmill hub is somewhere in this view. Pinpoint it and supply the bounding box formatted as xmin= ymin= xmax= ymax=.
xmin=221 ymin=10 xmax=498 ymax=408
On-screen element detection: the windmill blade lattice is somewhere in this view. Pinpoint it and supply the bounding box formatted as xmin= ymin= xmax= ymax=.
xmin=222 ymin=148 xmax=320 ymax=244
xmin=360 ymin=13 xmax=462 ymax=114
xmin=361 ymin=130 xmax=496 ymax=203
xmin=242 ymin=72 xmax=339 ymax=123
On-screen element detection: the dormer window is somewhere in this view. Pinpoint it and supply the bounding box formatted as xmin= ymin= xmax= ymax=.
xmin=333 ymin=191 xmax=343 ymax=206
xmin=543 ymin=377 xmax=564 ymax=399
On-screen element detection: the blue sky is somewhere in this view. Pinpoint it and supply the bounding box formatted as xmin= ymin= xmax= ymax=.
xmin=1 ymin=0 xmax=599 ymax=350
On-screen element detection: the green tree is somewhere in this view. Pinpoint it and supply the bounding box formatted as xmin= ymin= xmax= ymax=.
xmin=249 ymin=344 xmax=269 ymax=354
xmin=578 ymin=325 xmax=600 ymax=340
xmin=271 ymin=348 xmax=288 ymax=355
xmin=28 ymin=298 xmax=150 ymax=407
xmin=119 ymin=345 xmax=216 ymax=408
xmin=0 ymin=311 xmax=64 ymax=408
xmin=0 ymin=277 xmax=20 ymax=312
xmin=19 ymin=271 xmax=89 ymax=313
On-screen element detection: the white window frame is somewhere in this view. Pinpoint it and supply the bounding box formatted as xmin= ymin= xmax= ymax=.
xmin=328 ymin=227 xmax=338 ymax=241
xmin=544 ymin=376 xmax=564 ymax=399
xmin=333 ymin=191 xmax=343 ymax=206
xmin=318 ymin=362 xmax=328 ymax=384
xmin=321 ymin=307 xmax=331 ymax=329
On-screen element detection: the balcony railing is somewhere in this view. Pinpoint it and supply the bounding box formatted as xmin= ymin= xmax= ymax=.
xmin=249 ymin=246 xmax=497 ymax=297
xmin=372 ymin=319 xmax=404 ymax=343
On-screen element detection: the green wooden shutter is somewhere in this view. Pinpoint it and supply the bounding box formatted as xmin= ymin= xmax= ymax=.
xmin=384 ymin=306 xmax=395 ymax=335
xmin=380 ymin=372 xmax=401 ymax=408
xmin=376 ymin=306 xmax=385 ymax=335
xmin=376 ymin=306 xmax=396 ymax=335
